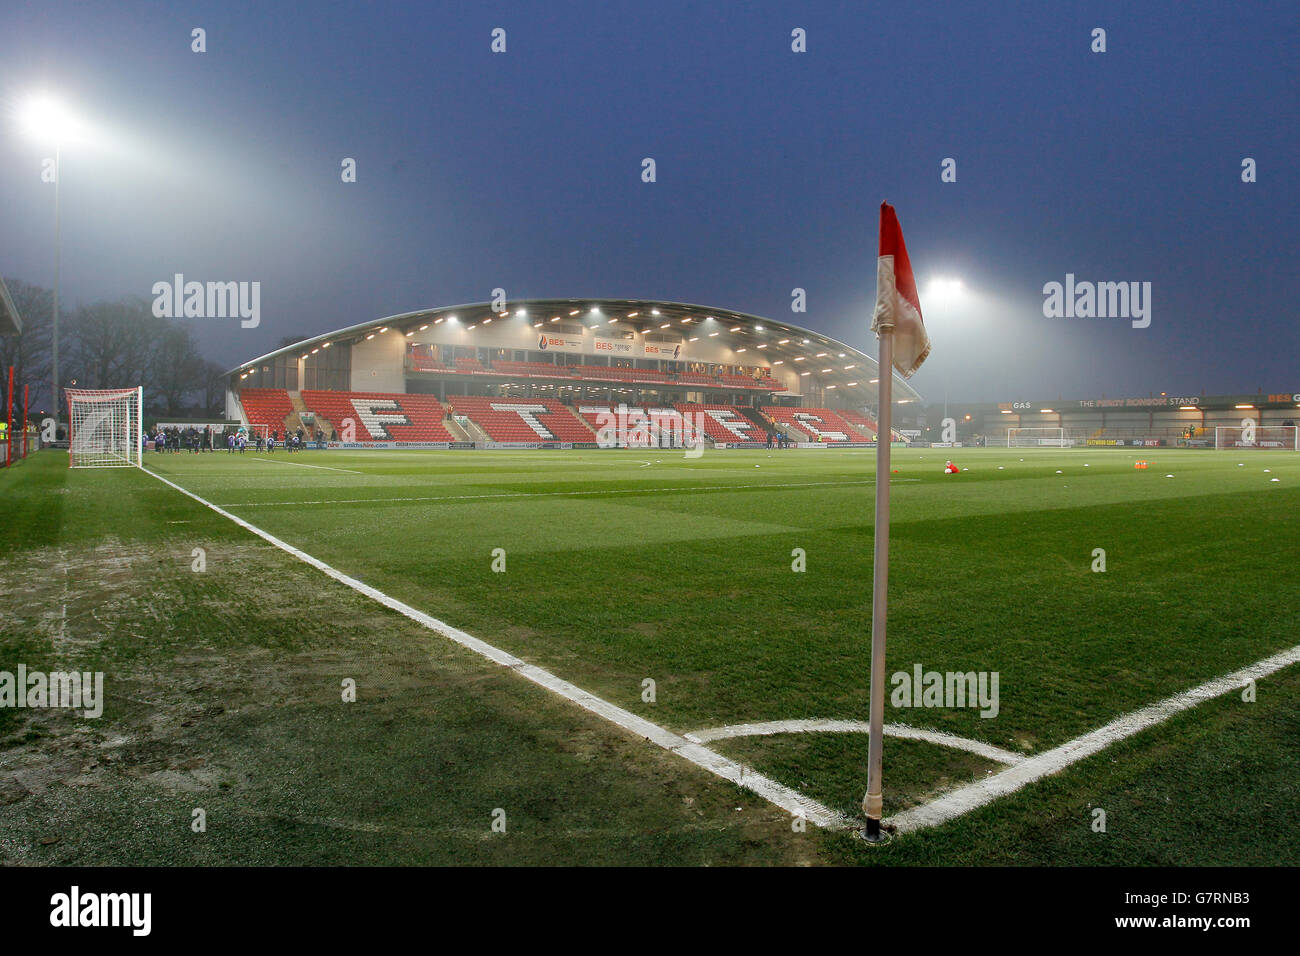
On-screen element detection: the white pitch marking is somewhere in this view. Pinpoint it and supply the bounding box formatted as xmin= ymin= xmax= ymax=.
xmin=247 ymin=456 xmax=364 ymax=475
xmin=686 ymin=723 xmax=1029 ymax=764
xmin=887 ymin=642 xmax=1300 ymax=834
xmin=684 ymin=719 xmax=1025 ymax=766
xmin=140 ymin=466 xmax=852 ymax=830
xmin=215 ymin=478 xmax=920 ymax=509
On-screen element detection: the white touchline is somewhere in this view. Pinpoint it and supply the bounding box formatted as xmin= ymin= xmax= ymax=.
xmin=140 ymin=466 xmax=852 ymax=830
xmin=214 ymin=478 xmax=919 ymax=509
xmin=246 ymin=457 xmax=364 ymax=475
xmin=685 ymin=719 xmax=1026 ymax=766
xmin=886 ymin=642 xmax=1300 ymax=834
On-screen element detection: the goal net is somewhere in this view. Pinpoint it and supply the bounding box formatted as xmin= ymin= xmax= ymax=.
xmin=1214 ymin=425 xmax=1298 ymax=451
xmin=66 ymin=387 xmax=143 ymax=468
xmin=1007 ymin=427 xmax=1072 ymax=448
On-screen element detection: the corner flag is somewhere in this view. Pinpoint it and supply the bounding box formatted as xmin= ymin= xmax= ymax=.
xmin=863 ymin=202 xmax=928 ymax=841
xmin=871 ymin=202 xmax=930 ymax=378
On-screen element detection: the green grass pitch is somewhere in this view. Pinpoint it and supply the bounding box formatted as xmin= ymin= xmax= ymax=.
xmin=1 ymin=445 xmax=1297 ymax=865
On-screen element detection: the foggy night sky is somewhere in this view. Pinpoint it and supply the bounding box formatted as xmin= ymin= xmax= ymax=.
xmin=2 ymin=0 xmax=1296 ymax=402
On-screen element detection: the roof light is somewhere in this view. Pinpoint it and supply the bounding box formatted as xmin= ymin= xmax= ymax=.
xmin=651 ymin=309 xmax=660 ymax=315
xmin=708 ymin=331 xmax=719 ymax=337
xmin=816 ymin=352 xmax=828 ymax=358
xmin=773 ymin=360 xmax=784 ymax=366
xmin=626 ymin=311 xmax=639 ymax=318
xmin=755 ymin=325 xmax=764 ymax=331
xmin=826 ymin=384 xmax=837 ymax=389
xmin=1235 ymin=404 xmax=1255 ymax=409
xmin=800 ymin=371 xmax=811 ymax=377
xmin=844 ymin=364 xmax=855 ymax=370
xmin=550 ymin=316 xmax=560 ymax=322
xmin=569 ymin=310 xmax=580 ymax=316
xmin=688 ymin=336 xmax=698 ymax=342
xmin=778 ymin=339 xmax=790 ymax=344
xmin=794 ymin=357 xmax=806 ymax=362
xmin=731 ymin=326 xmax=742 ymax=332
xmin=846 ymin=382 xmax=857 ymax=386
xmin=419 ymin=324 xmax=429 ymax=331
xmin=322 ymin=342 xmax=331 ymax=348
xmin=821 ymin=368 xmax=832 ymax=373
xmin=756 ymin=344 xmax=767 ymax=349
xmin=736 ymin=348 xmax=747 ymax=353
xmin=366 ymin=333 xmax=375 ymax=340
xmin=660 ymin=323 xmax=671 ymax=329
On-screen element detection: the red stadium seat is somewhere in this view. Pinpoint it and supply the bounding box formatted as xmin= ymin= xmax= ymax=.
xmin=300 ymin=390 xmax=455 ymax=441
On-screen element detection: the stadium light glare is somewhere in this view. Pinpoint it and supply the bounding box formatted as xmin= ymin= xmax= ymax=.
xmin=651 ymin=309 xmax=660 ymax=315
xmin=925 ymin=277 xmax=965 ymax=303
xmin=755 ymin=325 xmax=764 ymax=331
xmin=18 ymin=94 xmax=84 ymax=144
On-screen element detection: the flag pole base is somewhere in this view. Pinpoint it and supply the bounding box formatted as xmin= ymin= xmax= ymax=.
xmin=860 ymin=818 xmax=891 ymax=845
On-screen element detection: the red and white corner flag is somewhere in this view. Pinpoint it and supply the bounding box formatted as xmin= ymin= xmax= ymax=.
xmin=871 ymin=202 xmax=930 ymax=379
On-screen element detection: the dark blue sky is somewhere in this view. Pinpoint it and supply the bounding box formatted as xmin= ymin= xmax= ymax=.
xmin=3 ymin=0 xmax=1296 ymax=401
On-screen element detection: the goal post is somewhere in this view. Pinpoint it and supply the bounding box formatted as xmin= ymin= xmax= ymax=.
xmin=66 ymin=387 xmax=144 ymax=468
xmin=1214 ymin=425 xmax=1298 ymax=451
xmin=1007 ymin=426 xmax=1071 ymax=448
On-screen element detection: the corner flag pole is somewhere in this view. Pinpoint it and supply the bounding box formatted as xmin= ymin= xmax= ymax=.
xmin=862 ymin=201 xmax=929 ymax=842
xmin=863 ymin=327 xmax=892 ymax=841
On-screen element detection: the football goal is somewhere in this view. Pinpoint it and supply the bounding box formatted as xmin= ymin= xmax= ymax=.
xmin=1214 ymin=425 xmax=1298 ymax=451
xmin=1007 ymin=427 xmax=1072 ymax=448
xmin=66 ymin=387 xmax=144 ymax=468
